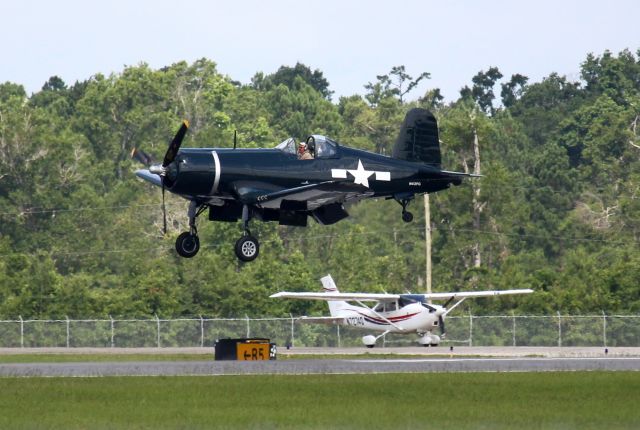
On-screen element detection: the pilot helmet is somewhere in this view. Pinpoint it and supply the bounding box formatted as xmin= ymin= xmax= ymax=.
xmin=306 ymin=136 xmax=315 ymax=152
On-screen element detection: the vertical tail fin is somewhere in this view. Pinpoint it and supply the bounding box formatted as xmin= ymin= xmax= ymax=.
xmin=320 ymin=275 xmax=349 ymax=317
xmin=392 ymin=108 xmax=441 ymax=168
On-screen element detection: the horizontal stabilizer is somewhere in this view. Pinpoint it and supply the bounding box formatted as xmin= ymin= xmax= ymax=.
xmin=295 ymin=316 xmax=346 ymax=325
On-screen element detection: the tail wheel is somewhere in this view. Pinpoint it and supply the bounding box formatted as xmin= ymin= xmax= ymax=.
xmin=235 ymin=235 xmax=260 ymax=262
xmin=402 ymin=211 xmax=414 ymax=222
xmin=176 ymin=232 xmax=200 ymax=258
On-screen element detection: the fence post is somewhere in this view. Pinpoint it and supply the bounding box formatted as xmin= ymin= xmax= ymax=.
xmin=602 ymin=311 xmax=607 ymax=348
xmin=66 ymin=316 xmax=70 ymax=348
xmin=512 ymin=312 xmax=516 ymax=347
xmin=245 ymin=315 xmax=250 ymax=338
xmin=155 ymin=314 xmax=161 ymax=348
xmin=289 ymin=313 xmax=295 ymax=348
xmin=19 ymin=315 xmax=24 ymax=349
xmin=469 ymin=312 xmax=473 ymax=347
xmin=557 ymin=311 xmax=562 ymax=348
xmin=200 ymin=315 xmax=204 ymax=348
xmin=337 ymin=324 xmax=341 ymax=348
xmin=110 ymin=315 xmax=114 ymax=348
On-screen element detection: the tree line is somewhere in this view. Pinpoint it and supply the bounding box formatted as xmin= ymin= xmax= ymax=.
xmin=1 ymin=50 xmax=639 ymax=319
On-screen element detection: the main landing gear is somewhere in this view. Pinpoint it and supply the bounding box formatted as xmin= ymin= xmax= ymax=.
xmin=175 ymin=201 xmax=205 ymax=258
xmin=234 ymin=205 xmax=260 ymax=262
xmin=175 ymin=202 xmax=260 ymax=262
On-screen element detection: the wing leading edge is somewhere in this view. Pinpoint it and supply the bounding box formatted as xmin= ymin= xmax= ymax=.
xmin=270 ymin=289 xmax=533 ymax=302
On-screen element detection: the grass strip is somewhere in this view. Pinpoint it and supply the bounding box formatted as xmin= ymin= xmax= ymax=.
xmin=0 ymin=372 xmax=638 ymax=429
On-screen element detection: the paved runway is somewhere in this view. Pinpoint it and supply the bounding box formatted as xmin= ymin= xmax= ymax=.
xmin=2 ymin=356 xmax=640 ymax=377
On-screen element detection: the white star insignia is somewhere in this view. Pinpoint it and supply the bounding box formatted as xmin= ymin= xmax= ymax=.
xmin=331 ymin=159 xmax=390 ymax=188
xmin=347 ymin=160 xmax=374 ymax=188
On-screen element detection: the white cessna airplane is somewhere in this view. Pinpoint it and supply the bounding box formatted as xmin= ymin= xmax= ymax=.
xmin=271 ymin=275 xmax=533 ymax=348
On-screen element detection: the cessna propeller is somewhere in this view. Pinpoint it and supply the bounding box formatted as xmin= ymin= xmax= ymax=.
xmin=421 ymin=296 xmax=455 ymax=337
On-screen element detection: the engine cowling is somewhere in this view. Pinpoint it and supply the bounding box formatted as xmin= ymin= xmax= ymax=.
xmin=164 ymin=152 xmax=216 ymax=196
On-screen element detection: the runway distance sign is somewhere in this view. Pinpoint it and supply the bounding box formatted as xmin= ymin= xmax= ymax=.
xmin=237 ymin=342 xmax=270 ymax=361
xmin=214 ymin=338 xmax=276 ymax=361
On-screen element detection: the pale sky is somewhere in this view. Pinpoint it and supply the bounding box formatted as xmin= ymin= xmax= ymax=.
xmin=2 ymin=0 xmax=639 ymax=101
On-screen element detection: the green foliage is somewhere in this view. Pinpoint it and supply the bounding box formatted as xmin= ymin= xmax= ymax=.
xmin=1 ymin=50 xmax=639 ymax=319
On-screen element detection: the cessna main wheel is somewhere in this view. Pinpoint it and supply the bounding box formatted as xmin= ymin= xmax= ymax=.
xmin=175 ymin=232 xmax=200 ymax=258
xmin=235 ymin=235 xmax=260 ymax=262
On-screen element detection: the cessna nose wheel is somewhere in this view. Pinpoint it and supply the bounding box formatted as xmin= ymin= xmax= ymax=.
xmin=235 ymin=235 xmax=260 ymax=262
xmin=175 ymin=232 xmax=200 ymax=258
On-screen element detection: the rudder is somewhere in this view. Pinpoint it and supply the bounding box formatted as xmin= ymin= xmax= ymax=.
xmin=392 ymin=108 xmax=441 ymax=168
xmin=320 ymin=275 xmax=349 ymax=317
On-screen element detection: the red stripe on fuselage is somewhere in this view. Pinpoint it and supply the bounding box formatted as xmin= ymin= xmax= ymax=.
xmin=356 ymin=311 xmax=420 ymax=325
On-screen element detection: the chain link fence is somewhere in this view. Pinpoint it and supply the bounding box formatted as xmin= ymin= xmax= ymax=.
xmin=1 ymin=314 xmax=639 ymax=348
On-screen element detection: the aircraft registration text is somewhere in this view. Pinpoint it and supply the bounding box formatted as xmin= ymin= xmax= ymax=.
xmin=346 ymin=316 xmax=365 ymax=326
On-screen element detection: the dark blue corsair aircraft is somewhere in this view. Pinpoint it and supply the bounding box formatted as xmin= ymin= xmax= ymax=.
xmin=132 ymin=108 xmax=476 ymax=262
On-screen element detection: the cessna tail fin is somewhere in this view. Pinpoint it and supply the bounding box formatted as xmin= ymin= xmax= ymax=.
xmin=320 ymin=275 xmax=349 ymax=317
xmin=392 ymin=108 xmax=441 ymax=168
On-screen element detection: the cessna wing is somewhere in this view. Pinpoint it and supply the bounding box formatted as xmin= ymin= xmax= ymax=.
xmin=421 ymin=289 xmax=534 ymax=300
xmin=269 ymin=292 xmax=400 ymax=302
xmin=270 ymin=289 xmax=533 ymax=302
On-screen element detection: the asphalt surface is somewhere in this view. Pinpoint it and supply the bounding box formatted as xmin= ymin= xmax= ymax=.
xmin=2 ymin=351 xmax=640 ymax=377
xmin=1 ymin=347 xmax=639 ymax=377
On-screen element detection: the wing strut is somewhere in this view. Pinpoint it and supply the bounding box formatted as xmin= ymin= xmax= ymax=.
xmin=354 ymin=300 xmax=403 ymax=331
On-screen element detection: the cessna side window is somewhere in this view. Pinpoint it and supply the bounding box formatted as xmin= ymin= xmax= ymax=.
xmin=373 ymin=302 xmax=397 ymax=312
xmin=310 ymin=135 xmax=337 ymax=158
xmin=275 ymin=138 xmax=297 ymax=155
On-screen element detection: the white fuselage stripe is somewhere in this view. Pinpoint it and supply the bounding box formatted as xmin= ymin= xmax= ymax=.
xmin=211 ymin=151 xmax=221 ymax=194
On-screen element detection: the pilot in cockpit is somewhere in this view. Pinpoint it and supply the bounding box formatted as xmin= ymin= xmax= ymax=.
xmin=298 ymin=136 xmax=315 ymax=160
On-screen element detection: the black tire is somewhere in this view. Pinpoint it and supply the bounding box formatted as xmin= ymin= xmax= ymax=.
xmin=175 ymin=232 xmax=200 ymax=258
xmin=366 ymin=345 xmax=375 ymax=349
xmin=235 ymin=235 xmax=260 ymax=262
xmin=402 ymin=211 xmax=414 ymax=223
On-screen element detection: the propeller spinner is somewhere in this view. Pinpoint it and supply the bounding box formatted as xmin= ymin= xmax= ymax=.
xmin=132 ymin=120 xmax=190 ymax=234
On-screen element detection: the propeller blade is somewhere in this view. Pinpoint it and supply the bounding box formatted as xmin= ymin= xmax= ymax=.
xmin=162 ymin=182 xmax=167 ymax=235
xmin=162 ymin=120 xmax=190 ymax=167
xmin=439 ymin=315 xmax=446 ymax=336
xmin=443 ymin=296 xmax=455 ymax=309
xmin=130 ymin=148 xmax=154 ymax=166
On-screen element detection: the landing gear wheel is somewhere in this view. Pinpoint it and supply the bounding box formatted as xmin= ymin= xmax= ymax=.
xmin=366 ymin=345 xmax=375 ymax=349
xmin=235 ymin=235 xmax=260 ymax=262
xmin=402 ymin=211 xmax=414 ymax=223
xmin=175 ymin=232 xmax=200 ymax=258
